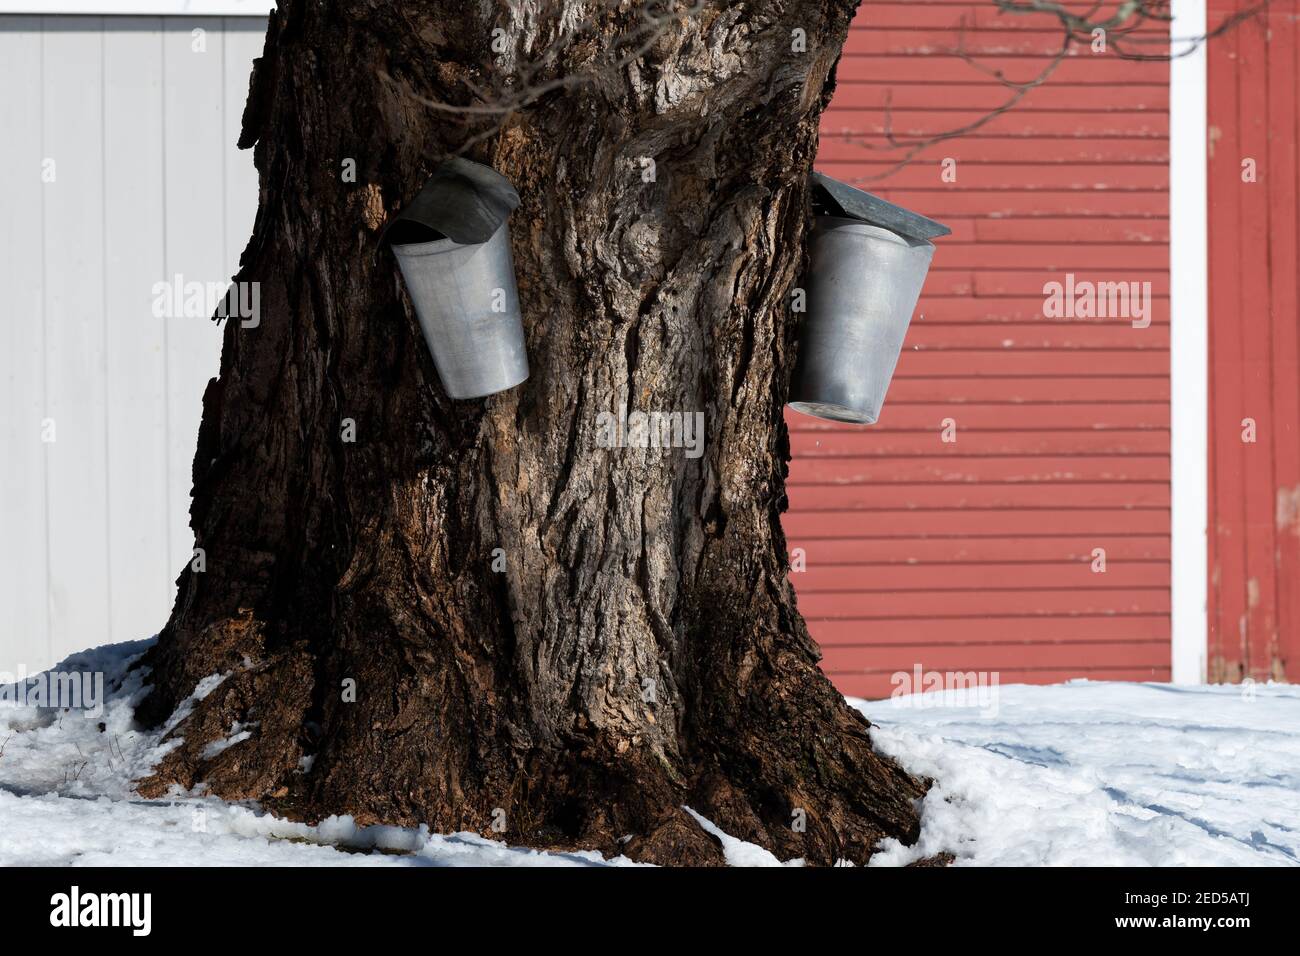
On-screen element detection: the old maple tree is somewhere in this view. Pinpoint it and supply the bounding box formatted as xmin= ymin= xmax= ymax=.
xmin=136 ymin=0 xmax=929 ymax=865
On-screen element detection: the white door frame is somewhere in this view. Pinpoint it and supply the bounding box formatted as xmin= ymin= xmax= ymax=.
xmin=1169 ymin=0 xmax=1209 ymax=683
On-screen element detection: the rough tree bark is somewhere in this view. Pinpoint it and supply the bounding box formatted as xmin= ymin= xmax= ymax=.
xmin=135 ymin=0 xmax=929 ymax=865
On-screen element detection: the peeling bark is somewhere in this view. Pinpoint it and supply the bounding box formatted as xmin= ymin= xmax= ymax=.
xmin=136 ymin=0 xmax=928 ymax=866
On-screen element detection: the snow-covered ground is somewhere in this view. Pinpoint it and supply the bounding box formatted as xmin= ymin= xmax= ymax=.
xmin=1 ymin=640 xmax=1296 ymax=866
xmin=860 ymin=680 xmax=1300 ymax=866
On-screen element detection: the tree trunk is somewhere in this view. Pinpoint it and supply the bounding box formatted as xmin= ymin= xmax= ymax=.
xmin=135 ymin=0 xmax=927 ymax=866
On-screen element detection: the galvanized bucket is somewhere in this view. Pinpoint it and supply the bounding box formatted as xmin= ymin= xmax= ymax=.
xmin=788 ymin=215 xmax=935 ymax=425
xmin=386 ymin=158 xmax=528 ymax=400
xmin=391 ymin=224 xmax=528 ymax=399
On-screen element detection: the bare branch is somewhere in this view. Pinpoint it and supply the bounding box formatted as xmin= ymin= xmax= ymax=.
xmin=378 ymin=0 xmax=707 ymax=158
xmin=834 ymin=0 xmax=1269 ymax=181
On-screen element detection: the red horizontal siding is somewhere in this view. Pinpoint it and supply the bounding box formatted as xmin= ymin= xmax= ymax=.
xmin=824 ymin=641 xmax=1171 ymax=673
xmin=861 ymin=194 xmax=1167 ymax=220
xmin=886 ymin=377 xmax=1168 ymax=401
xmin=902 ymin=326 xmax=1169 ymax=348
xmin=793 ymin=404 xmax=1168 ymax=428
xmin=824 ymin=111 xmax=1167 ymax=139
xmin=835 ymin=56 xmax=1171 ymax=86
xmin=798 ymin=562 xmax=1169 ymax=591
xmin=826 ymin=84 xmax=1169 ymax=112
xmin=788 ymin=1 xmax=1172 ymax=698
xmin=831 ymin=668 xmax=1168 ymax=698
xmin=855 ymin=2 xmax=1170 ymax=31
xmin=795 ymin=455 xmax=1170 ymax=483
xmin=786 ymin=511 xmax=1169 ymax=538
xmin=791 ymin=430 xmax=1170 ymax=455
xmin=970 ymin=219 xmax=1169 ymax=242
xmin=821 ymin=165 xmax=1168 ymax=191
xmin=844 ymin=30 xmax=1169 ymax=58
xmin=798 ymin=589 xmax=1170 ymax=617
xmin=788 ymin=483 xmax=1169 ymax=509
xmin=812 ymin=613 xmax=1170 ymax=644
xmin=821 ymin=138 xmax=1169 ymax=164
xmin=794 ymin=536 xmax=1170 ymax=564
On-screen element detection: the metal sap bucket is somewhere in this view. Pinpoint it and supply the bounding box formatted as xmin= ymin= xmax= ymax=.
xmin=385 ymin=158 xmax=528 ymax=400
xmin=788 ymin=217 xmax=934 ymax=424
xmin=788 ymin=173 xmax=949 ymax=425
xmin=391 ymin=226 xmax=527 ymax=399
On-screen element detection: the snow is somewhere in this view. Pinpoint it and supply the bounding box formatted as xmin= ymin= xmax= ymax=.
xmin=854 ymin=681 xmax=1300 ymax=867
xmin=683 ymin=806 xmax=803 ymax=867
xmin=0 ymin=641 xmax=633 ymax=867
xmin=200 ymin=725 xmax=253 ymax=761
xmin=1 ymin=639 xmax=1297 ymax=866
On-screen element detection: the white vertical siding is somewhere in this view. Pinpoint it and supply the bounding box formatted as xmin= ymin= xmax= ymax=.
xmin=0 ymin=15 xmax=265 ymax=674
xmin=0 ymin=16 xmax=50 ymax=669
xmin=105 ymin=18 xmax=170 ymax=650
xmin=43 ymin=20 xmax=111 ymax=669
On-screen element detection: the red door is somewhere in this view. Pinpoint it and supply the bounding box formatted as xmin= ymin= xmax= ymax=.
xmin=1206 ymin=0 xmax=1300 ymax=683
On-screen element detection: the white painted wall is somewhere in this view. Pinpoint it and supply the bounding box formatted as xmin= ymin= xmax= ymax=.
xmin=0 ymin=15 xmax=266 ymax=674
xmin=0 ymin=3 xmax=271 ymax=14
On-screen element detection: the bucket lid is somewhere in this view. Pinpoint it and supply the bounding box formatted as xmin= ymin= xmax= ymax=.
xmin=810 ymin=171 xmax=950 ymax=242
xmin=382 ymin=157 xmax=520 ymax=247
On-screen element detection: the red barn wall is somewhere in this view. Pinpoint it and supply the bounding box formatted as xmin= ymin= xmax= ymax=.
xmin=1206 ymin=0 xmax=1300 ymax=683
xmin=786 ymin=0 xmax=1173 ymax=698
